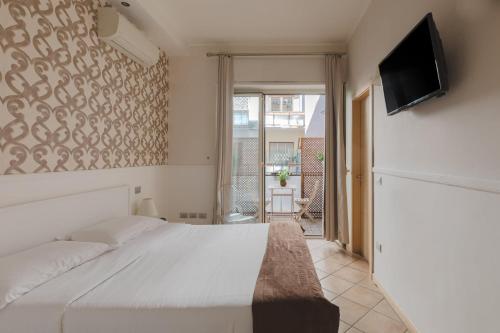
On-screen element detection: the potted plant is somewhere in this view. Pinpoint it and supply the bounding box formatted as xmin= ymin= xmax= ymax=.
xmin=277 ymin=169 xmax=289 ymax=187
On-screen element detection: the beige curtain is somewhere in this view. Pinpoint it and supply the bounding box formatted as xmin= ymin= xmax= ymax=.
xmin=213 ymin=55 xmax=234 ymax=224
xmin=324 ymin=55 xmax=349 ymax=244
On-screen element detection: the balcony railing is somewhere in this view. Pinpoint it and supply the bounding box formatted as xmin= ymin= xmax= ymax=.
xmin=265 ymin=111 xmax=305 ymax=128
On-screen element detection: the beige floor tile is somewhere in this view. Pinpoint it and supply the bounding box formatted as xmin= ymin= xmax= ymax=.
xmin=333 ymin=267 xmax=368 ymax=283
xmin=315 ymin=268 xmax=330 ymax=280
xmin=338 ymin=320 xmax=352 ymax=333
xmin=312 ymin=254 xmax=327 ymax=263
xmin=322 ymin=288 xmax=337 ymax=301
xmin=306 ymin=239 xmax=327 ymax=250
xmin=331 ymin=252 xmax=357 ymax=265
xmin=322 ymin=241 xmax=342 ymax=251
xmin=358 ymin=277 xmax=380 ymax=292
xmin=332 ymin=296 xmax=371 ymax=325
xmin=315 ymin=257 xmax=345 ymax=274
xmin=314 ymin=244 xmax=341 ymax=258
xmin=346 ymin=328 xmax=364 ymax=333
xmin=321 ymin=275 xmax=355 ymax=294
xmin=373 ymin=299 xmax=401 ymax=322
xmin=310 ymin=248 xmax=331 ymax=262
xmin=349 ymin=259 xmax=370 ymax=272
xmin=342 ymin=285 xmax=384 ymax=308
xmin=354 ymin=310 xmax=407 ymax=333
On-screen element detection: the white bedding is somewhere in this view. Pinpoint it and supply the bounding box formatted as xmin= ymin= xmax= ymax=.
xmin=0 ymin=223 xmax=269 ymax=333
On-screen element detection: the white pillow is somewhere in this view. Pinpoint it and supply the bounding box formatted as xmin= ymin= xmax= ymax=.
xmin=0 ymin=241 xmax=109 ymax=309
xmin=69 ymin=215 xmax=163 ymax=247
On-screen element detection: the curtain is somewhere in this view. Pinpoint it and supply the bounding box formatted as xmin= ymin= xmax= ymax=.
xmin=213 ymin=55 xmax=234 ymax=224
xmin=324 ymin=55 xmax=349 ymax=244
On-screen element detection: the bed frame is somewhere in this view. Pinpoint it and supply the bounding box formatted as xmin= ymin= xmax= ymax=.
xmin=0 ymin=186 xmax=129 ymax=257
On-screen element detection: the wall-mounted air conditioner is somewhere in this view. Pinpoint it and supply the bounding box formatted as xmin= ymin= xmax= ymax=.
xmin=97 ymin=7 xmax=160 ymax=67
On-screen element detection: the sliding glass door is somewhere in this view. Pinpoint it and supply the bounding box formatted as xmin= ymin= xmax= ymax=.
xmin=229 ymin=91 xmax=325 ymax=235
xmin=230 ymin=94 xmax=263 ymax=223
xmin=264 ymin=94 xmax=325 ymax=236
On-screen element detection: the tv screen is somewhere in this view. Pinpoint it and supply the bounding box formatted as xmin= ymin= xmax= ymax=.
xmin=379 ymin=13 xmax=448 ymax=115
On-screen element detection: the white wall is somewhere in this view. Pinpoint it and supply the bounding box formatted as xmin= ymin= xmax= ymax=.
xmin=347 ymin=0 xmax=500 ymax=332
xmin=168 ymin=45 xmax=336 ymax=165
xmin=168 ymin=45 xmax=344 ymax=223
xmin=0 ymin=164 xmax=217 ymax=225
xmin=233 ymin=56 xmax=326 ymax=83
xmin=0 ymin=166 xmax=169 ymax=217
xmin=163 ymin=165 xmax=216 ymax=224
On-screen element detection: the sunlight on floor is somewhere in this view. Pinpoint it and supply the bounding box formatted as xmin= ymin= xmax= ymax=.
xmin=307 ymin=239 xmax=409 ymax=333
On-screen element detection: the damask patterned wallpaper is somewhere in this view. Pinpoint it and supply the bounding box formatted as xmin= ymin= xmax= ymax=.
xmin=0 ymin=0 xmax=169 ymax=175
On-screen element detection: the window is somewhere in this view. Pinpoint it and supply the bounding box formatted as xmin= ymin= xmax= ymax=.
xmin=282 ymin=97 xmax=293 ymax=111
xmin=233 ymin=96 xmax=250 ymax=126
xmin=269 ymin=142 xmax=294 ymax=164
xmin=234 ymin=110 xmax=249 ymax=126
xmin=271 ymin=97 xmax=281 ymax=112
xmin=270 ymin=96 xmax=299 ymax=112
xmin=265 ymin=95 xmax=305 ymax=127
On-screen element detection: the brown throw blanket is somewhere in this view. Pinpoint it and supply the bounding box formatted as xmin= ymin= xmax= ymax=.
xmin=252 ymin=221 xmax=340 ymax=333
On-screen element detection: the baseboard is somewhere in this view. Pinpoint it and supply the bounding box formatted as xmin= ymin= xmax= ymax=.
xmin=372 ymin=275 xmax=419 ymax=333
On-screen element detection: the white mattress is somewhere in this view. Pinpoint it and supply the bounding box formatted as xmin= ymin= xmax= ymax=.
xmin=0 ymin=223 xmax=269 ymax=333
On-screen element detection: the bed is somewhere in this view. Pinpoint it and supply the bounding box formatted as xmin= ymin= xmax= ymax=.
xmin=0 ymin=186 xmax=339 ymax=333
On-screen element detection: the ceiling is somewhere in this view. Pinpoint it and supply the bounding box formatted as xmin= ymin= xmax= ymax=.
xmin=111 ymin=0 xmax=372 ymax=55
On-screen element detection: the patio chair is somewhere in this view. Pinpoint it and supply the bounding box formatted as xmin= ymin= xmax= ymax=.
xmin=295 ymin=180 xmax=321 ymax=223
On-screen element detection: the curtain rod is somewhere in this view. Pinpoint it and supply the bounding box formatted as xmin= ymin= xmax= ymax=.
xmin=206 ymin=51 xmax=346 ymax=57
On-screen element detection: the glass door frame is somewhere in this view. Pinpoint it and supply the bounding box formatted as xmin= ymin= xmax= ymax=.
xmin=232 ymin=92 xmax=265 ymax=223
xmin=233 ymin=89 xmax=326 ymax=230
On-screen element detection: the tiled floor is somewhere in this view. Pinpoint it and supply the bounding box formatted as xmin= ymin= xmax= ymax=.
xmin=299 ymin=218 xmax=323 ymax=236
xmin=306 ymin=238 xmax=409 ymax=333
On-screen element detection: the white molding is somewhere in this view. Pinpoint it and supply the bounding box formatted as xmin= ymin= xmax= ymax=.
xmin=373 ymin=167 xmax=500 ymax=195
xmin=0 ymin=165 xmax=168 ymax=185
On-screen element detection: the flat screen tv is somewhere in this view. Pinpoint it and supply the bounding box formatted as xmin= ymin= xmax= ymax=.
xmin=379 ymin=13 xmax=448 ymax=115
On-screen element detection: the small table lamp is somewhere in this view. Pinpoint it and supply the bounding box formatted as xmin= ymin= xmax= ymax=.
xmin=138 ymin=198 xmax=159 ymax=217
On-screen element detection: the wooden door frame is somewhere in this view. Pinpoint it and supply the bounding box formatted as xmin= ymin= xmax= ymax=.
xmin=350 ymin=86 xmax=374 ymax=276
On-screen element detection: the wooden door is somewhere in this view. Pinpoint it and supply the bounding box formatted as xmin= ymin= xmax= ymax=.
xmin=359 ymin=96 xmax=371 ymax=258
xmin=351 ymin=89 xmax=372 ymax=262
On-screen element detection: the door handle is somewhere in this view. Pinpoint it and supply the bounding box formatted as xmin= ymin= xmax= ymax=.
xmin=356 ymin=175 xmax=362 ymax=180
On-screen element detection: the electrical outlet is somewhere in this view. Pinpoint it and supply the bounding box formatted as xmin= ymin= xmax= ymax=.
xmin=376 ymin=242 xmax=383 ymax=253
xmin=134 ymin=186 xmax=141 ymax=194
xmin=188 ymin=212 xmax=197 ymax=219
xmin=179 ymin=212 xmax=188 ymax=219
xmin=198 ymin=213 xmax=207 ymax=219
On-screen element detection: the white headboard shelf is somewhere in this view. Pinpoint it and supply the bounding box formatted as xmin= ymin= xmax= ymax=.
xmin=0 ymin=185 xmax=130 ymax=257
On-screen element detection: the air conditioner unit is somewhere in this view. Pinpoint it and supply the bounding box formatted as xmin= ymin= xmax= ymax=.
xmin=97 ymin=7 xmax=160 ymax=67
